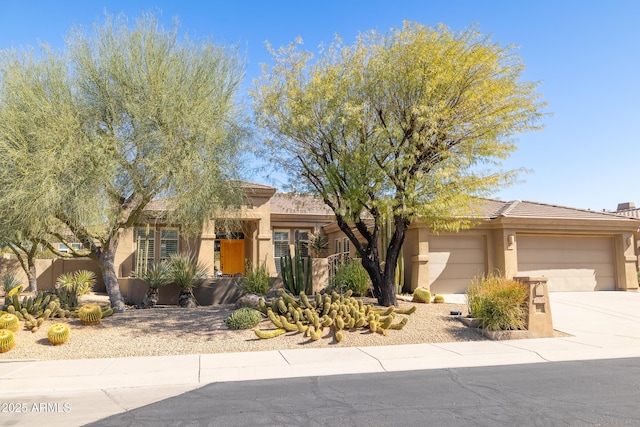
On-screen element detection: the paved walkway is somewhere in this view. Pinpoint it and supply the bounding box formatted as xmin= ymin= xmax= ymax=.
xmin=1 ymin=291 xmax=640 ymax=426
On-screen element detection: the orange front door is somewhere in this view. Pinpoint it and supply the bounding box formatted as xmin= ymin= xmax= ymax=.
xmin=220 ymin=239 xmax=245 ymax=276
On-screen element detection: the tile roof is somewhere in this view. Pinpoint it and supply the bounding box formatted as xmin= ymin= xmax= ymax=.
xmin=482 ymin=199 xmax=637 ymax=221
xmin=270 ymin=193 xmax=335 ymax=216
xmin=613 ymin=208 xmax=640 ymax=219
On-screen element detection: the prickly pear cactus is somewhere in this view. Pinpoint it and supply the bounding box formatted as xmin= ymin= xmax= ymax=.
xmin=47 ymin=323 xmax=71 ymax=345
xmin=0 ymin=329 xmax=16 ymax=353
xmin=77 ymin=304 xmax=102 ymax=325
xmin=0 ymin=313 xmax=19 ymax=332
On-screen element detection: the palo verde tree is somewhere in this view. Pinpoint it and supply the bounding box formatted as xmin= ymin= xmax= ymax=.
xmin=0 ymin=13 xmax=247 ymax=311
xmin=252 ymin=22 xmax=545 ymax=306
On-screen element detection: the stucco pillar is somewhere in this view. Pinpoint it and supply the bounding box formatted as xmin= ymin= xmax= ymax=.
xmin=257 ymin=218 xmax=275 ymax=275
xmin=514 ymin=276 xmax=554 ymax=338
xmin=493 ymin=229 xmax=519 ymax=278
xmin=409 ymin=227 xmax=430 ymax=292
xmin=618 ymin=233 xmax=639 ymax=291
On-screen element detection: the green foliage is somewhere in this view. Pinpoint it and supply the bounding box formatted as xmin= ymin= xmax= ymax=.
xmin=169 ymin=253 xmax=208 ymax=308
xmin=73 ymin=270 xmax=96 ymax=295
xmin=54 ymin=270 xmax=96 ymax=309
xmin=467 ymin=274 xmax=528 ymax=331
xmin=225 ymin=307 xmax=263 ymax=330
xmin=253 ymin=22 xmax=546 ymax=307
xmin=137 ymin=261 xmax=172 ymax=290
xmin=0 ymin=12 xmax=247 ymax=312
xmin=239 ymin=260 xmax=271 ymax=295
xmin=169 ymin=253 xmax=208 ymax=290
xmin=280 ymin=244 xmax=312 ymax=295
xmin=330 ymin=260 xmax=371 ymax=296
xmin=308 ymin=231 xmax=328 ymax=258
xmin=2 ymin=272 xmax=22 ymax=293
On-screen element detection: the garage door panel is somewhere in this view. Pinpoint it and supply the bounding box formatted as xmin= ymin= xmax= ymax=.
xmin=429 ymin=235 xmax=486 ymax=294
xmin=517 ymin=236 xmax=615 ymax=291
xmin=518 ymin=249 xmax=612 ymax=265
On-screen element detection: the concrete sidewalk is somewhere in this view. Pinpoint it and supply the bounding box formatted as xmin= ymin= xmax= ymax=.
xmin=2 ymin=291 xmax=640 ymax=426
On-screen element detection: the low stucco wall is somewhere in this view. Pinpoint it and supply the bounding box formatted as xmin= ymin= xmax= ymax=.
xmin=120 ymin=277 xmax=245 ymax=306
xmin=0 ymin=256 xmax=104 ymax=291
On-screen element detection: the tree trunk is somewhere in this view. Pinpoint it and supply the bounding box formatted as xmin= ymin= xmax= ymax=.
xmin=26 ymin=260 xmax=37 ymax=293
xmin=97 ymin=243 xmax=126 ymax=313
xmin=178 ymin=288 xmax=197 ymax=308
xmin=141 ymin=287 xmax=159 ymax=309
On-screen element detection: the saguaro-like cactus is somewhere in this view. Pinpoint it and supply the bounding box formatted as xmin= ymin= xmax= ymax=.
xmin=280 ymin=243 xmax=312 ymax=295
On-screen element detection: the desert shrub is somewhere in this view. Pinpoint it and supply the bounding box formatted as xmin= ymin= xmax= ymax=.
xmin=238 ymin=261 xmax=271 ymax=295
xmin=225 ymin=307 xmax=262 ymax=330
xmin=55 ymin=270 xmax=97 ymax=309
xmin=73 ymin=270 xmax=96 ymax=296
xmin=169 ymin=253 xmax=208 ymax=289
xmin=330 ymin=259 xmax=370 ymax=296
xmin=2 ymin=272 xmax=22 ymax=293
xmin=467 ymin=273 xmax=528 ymax=331
xmin=137 ymin=261 xmax=172 ymax=289
xmin=169 ymin=253 xmax=208 ymax=308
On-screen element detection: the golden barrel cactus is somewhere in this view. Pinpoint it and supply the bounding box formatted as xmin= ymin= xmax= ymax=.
xmin=47 ymin=323 xmax=71 ymax=345
xmin=0 ymin=313 xmax=19 ymax=332
xmin=0 ymin=329 xmax=16 ymax=353
xmin=78 ymin=304 xmax=102 ymax=325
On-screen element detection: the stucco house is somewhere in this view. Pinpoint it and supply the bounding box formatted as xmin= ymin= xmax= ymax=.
xmin=3 ymin=182 xmax=639 ymax=301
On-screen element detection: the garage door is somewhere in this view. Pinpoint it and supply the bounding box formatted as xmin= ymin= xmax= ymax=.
xmin=517 ymin=235 xmax=616 ymax=291
xmin=428 ymin=235 xmax=486 ymax=294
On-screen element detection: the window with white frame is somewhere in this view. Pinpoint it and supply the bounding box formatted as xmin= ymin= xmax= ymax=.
xmin=334 ymin=238 xmax=342 ymax=256
xmin=295 ymin=229 xmax=310 ymax=257
xmin=342 ymin=237 xmax=350 ymax=256
xmin=273 ymin=230 xmax=289 ymax=275
xmin=57 ymin=242 xmax=84 ymax=253
xmin=159 ymin=229 xmax=179 ymax=261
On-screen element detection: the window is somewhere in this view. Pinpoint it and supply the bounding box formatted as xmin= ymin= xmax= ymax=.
xmin=57 ymin=242 xmax=84 ymax=253
xmin=135 ymin=228 xmax=155 ymax=273
xmin=295 ymin=230 xmax=310 ymax=257
xmin=160 ymin=229 xmax=179 ymax=260
xmin=273 ymin=230 xmax=289 ymax=275
xmin=334 ymin=239 xmax=342 ymax=255
xmin=135 ymin=227 xmax=180 ymax=274
xmin=342 ymin=238 xmax=350 ymax=256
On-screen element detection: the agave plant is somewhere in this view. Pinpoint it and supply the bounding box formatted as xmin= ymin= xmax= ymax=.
xmin=168 ymin=253 xmax=208 ymax=308
xmin=73 ymin=270 xmax=96 ymax=296
xmin=137 ymin=261 xmax=172 ymax=308
xmin=2 ymin=273 xmax=23 ymax=308
xmin=53 ymin=270 xmax=97 ymax=310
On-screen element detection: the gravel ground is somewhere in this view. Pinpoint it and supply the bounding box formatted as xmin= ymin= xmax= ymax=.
xmin=1 ymin=292 xmax=487 ymax=361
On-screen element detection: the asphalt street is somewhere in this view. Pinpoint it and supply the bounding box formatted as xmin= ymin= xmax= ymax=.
xmin=87 ymin=357 xmax=640 ymax=427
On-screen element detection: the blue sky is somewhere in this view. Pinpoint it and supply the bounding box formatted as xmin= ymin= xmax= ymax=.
xmin=1 ymin=1 xmax=638 ymax=211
